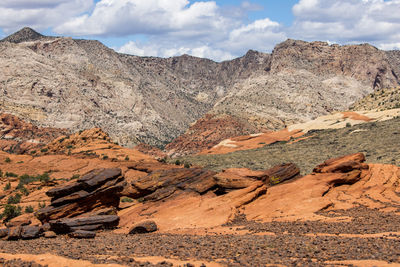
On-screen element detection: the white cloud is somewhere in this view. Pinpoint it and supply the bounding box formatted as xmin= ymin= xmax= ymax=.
xmin=291 ymin=0 xmax=400 ymax=48
xmin=0 ymin=0 xmax=93 ymax=33
xmin=118 ymin=41 xmax=235 ymax=62
xmin=55 ymin=0 xmax=233 ymax=38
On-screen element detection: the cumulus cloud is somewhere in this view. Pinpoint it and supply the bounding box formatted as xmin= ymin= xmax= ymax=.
xmin=291 ymin=0 xmax=400 ymax=48
xmin=0 ymin=0 xmax=93 ymax=33
xmin=55 ymin=0 xmax=234 ymax=38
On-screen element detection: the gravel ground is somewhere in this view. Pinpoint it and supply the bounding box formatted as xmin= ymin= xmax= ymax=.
xmin=1 ymin=206 xmax=400 ymax=266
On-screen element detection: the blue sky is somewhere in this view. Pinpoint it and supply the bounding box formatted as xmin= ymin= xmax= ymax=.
xmin=0 ymin=0 xmax=399 ymax=61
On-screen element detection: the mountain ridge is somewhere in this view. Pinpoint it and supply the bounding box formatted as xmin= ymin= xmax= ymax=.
xmin=0 ymin=27 xmax=399 ymax=149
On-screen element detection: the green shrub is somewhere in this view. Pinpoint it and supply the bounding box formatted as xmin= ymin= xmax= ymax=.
xmin=0 ymin=170 xmax=2 ymax=177
xmin=58 ymin=137 xmax=65 ymax=143
xmin=4 ymin=157 xmax=11 ymax=163
xmin=18 ymin=172 xmax=50 ymax=188
xmin=175 ymin=159 xmax=181 ymax=165
xmin=40 ymin=148 xmax=48 ymax=153
xmin=158 ymin=157 xmax=167 ymax=163
xmin=184 ymin=162 xmax=191 ymax=168
xmin=3 ymin=182 xmax=11 ymax=191
xmin=25 ymin=205 xmax=34 ymax=213
xmin=346 ymin=122 xmax=352 ymax=127
xmin=102 ymin=155 xmax=109 ymax=160
xmin=19 ymin=186 xmax=29 ymax=196
xmin=7 ymin=193 xmax=22 ymax=204
xmin=0 ymin=204 xmax=21 ymax=222
xmin=125 ymin=156 xmax=130 ymax=161
xmin=121 ymin=197 xmax=134 ymax=203
xmin=38 ymin=202 xmax=46 ymax=209
xmin=30 ymin=150 xmax=36 ymax=155
xmin=71 ymin=174 xmax=80 ymax=179
xmin=5 ymin=172 xmax=18 ymax=177
xmin=66 ymin=145 xmax=73 ymax=149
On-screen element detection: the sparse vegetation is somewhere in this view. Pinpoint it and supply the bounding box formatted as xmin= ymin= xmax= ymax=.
xmin=184 ymin=162 xmax=191 ymax=168
xmin=40 ymin=148 xmax=48 ymax=153
xmin=103 ymin=155 xmax=109 ymax=160
xmin=4 ymin=157 xmax=11 ymax=163
xmin=7 ymin=193 xmax=22 ymax=204
xmin=18 ymin=172 xmax=50 ymax=188
xmin=3 ymin=182 xmax=11 ymax=191
xmin=175 ymin=159 xmax=181 ymax=165
xmin=71 ymin=174 xmax=80 ymax=179
xmin=5 ymin=172 xmax=18 ymax=178
xmin=25 ymin=205 xmax=34 ymax=213
xmin=0 ymin=204 xmax=21 ymax=221
xmin=121 ymin=197 xmax=134 ymax=203
xmin=125 ymin=156 xmax=130 ymax=161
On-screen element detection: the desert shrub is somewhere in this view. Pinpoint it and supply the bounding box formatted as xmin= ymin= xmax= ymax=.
xmin=25 ymin=205 xmax=34 ymax=213
xmin=71 ymin=174 xmax=80 ymax=179
xmin=346 ymin=122 xmax=352 ymax=127
xmin=7 ymin=193 xmax=22 ymax=204
xmin=102 ymin=155 xmax=109 ymax=160
xmin=40 ymin=148 xmax=48 ymax=153
xmin=4 ymin=157 xmax=11 ymax=163
xmin=18 ymin=172 xmax=50 ymax=188
xmin=158 ymin=157 xmax=167 ymax=163
xmin=38 ymin=202 xmax=46 ymax=209
xmin=58 ymin=137 xmax=65 ymax=143
xmin=30 ymin=150 xmax=36 ymax=155
xmin=19 ymin=186 xmax=29 ymax=196
xmin=66 ymin=145 xmax=73 ymax=149
xmin=0 ymin=170 xmax=2 ymax=177
xmin=5 ymin=172 xmax=18 ymax=178
xmin=184 ymin=162 xmax=191 ymax=168
xmin=175 ymin=159 xmax=181 ymax=165
xmin=121 ymin=197 xmax=134 ymax=203
xmin=3 ymin=182 xmax=11 ymax=191
xmin=0 ymin=204 xmax=21 ymax=222
xmin=125 ymin=156 xmax=130 ymax=161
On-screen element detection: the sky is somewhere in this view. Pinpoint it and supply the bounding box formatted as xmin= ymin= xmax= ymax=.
xmin=0 ymin=0 xmax=399 ymax=61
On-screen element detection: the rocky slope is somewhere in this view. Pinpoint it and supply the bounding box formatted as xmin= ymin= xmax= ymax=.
xmin=1 ymin=28 xmax=399 ymax=150
xmin=351 ymin=86 xmax=400 ymax=111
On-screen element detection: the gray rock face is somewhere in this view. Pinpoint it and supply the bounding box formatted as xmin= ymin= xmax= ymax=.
xmin=0 ymin=29 xmax=399 ymax=147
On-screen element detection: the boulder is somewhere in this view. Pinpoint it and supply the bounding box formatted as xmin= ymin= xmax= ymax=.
xmin=43 ymin=231 xmax=56 ymax=238
xmin=49 ymin=215 xmax=119 ymax=234
xmin=6 ymin=226 xmax=22 ymax=240
xmin=68 ymin=230 xmax=96 ymax=239
xmin=265 ymin=163 xmax=301 ymax=185
xmin=313 ymin=152 xmax=368 ymax=173
xmin=214 ymin=168 xmax=268 ymax=189
xmin=131 ymin=168 xmax=217 ymax=201
xmin=21 ymin=225 xmax=41 ymax=239
xmin=36 ymin=168 xmax=125 ymax=222
xmin=129 ymin=220 xmax=158 ymax=234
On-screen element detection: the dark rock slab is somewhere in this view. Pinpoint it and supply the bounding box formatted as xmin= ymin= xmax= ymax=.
xmin=21 ymin=225 xmax=41 ymax=239
xmin=265 ymin=163 xmax=300 ymax=185
xmin=68 ymin=230 xmax=96 ymax=239
xmin=129 ymin=220 xmax=158 ymax=234
xmin=37 ymin=168 xmax=125 ymax=222
xmin=78 ymin=168 xmax=121 ymax=188
xmin=49 ymin=215 xmax=119 ymax=234
xmin=7 ymin=226 xmax=22 ymax=240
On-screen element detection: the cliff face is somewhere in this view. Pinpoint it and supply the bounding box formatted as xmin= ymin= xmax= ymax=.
xmin=0 ymin=29 xmax=399 ymax=149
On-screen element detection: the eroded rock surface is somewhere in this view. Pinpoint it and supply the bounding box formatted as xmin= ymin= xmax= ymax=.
xmin=36 ymin=168 xmax=125 ymax=222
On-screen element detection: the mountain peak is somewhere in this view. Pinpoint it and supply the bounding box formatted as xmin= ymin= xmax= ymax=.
xmin=1 ymin=27 xmax=44 ymax=43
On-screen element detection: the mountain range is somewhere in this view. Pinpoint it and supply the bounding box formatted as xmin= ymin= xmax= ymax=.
xmin=0 ymin=27 xmax=399 ymax=151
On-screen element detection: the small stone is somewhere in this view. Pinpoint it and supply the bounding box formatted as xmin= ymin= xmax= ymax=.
xmin=129 ymin=220 xmax=158 ymax=234
xmin=68 ymin=230 xmax=96 ymax=239
xmin=44 ymin=231 xmax=57 ymax=238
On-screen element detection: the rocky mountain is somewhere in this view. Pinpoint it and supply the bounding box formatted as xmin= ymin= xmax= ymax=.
xmin=0 ymin=28 xmax=399 ymax=149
